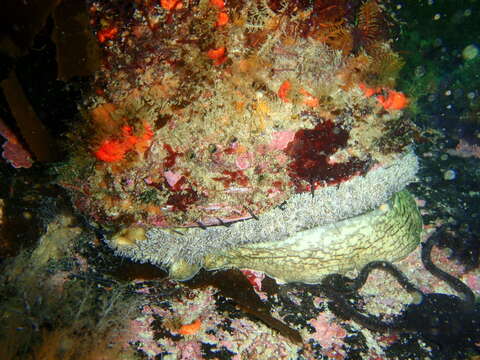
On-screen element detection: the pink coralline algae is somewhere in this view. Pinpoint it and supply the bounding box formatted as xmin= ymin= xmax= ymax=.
xmin=241 ymin=269 xmax=265 ymax=293
xmin=463 ymin=272 xmax=480 ymax=293
xmin=241 ymin=269 xmax=268 ymax=300
xmin=235 ymin=151 xmax=254 ymax=170
xmin=126 ymin=315 xmax=164 ymax=356
xmin=177 ymin=340 xmax=203 ymax=360
xmin=308 ymin=313 xmax=347 ymax=355
xmin=0 ymin=118 xmax=33 ymax=168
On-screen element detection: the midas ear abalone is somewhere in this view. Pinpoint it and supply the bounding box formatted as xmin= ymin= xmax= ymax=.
xmin=60 ymin=1 xmax=422 ymax=283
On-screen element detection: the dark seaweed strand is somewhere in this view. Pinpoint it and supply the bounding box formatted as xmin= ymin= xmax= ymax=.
xmin=421 ymin=231 xmax=476 ymax=307
xmin=347 ymin=261 xmax=422 ymax=296
xmin=320 ymin=261 xmax=423 ymax=332
xmin=319 ymin=278 xmax=402 ymax=332
xmin=318 ymin=227 xmax=477 ymax=334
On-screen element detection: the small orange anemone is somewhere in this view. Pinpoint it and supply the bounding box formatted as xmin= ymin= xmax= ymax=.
xmin=97 ymin=27 xmax=118 ymax=43
xmin=178 ymin=318 xmax=202 ymax=335
xmin=94 ymin=139 xmax=129 ymax=162
xmin=94 ymin=123 xmax=154 ymax=162
xmin=377 ymin=90 xmax=409 ymax=110
xmin=207 ymin=47 xmax=225 ymax=59
xmin=278 ymin=80 xmax=292 ymax=102
xmin=359 ymin=83 xmax=380 ymax=97
xmin=210 ymin=0 xmax=225 ymax=9
xmin=216 ymin=12 xmax=229 ymax=27
xmin=207 ymin=46 xmax=227 ymax=65
xmin=160 ymin=0 xmax=183 ymax=11
xmin=359 ymin=84 xmax=409 ymax=111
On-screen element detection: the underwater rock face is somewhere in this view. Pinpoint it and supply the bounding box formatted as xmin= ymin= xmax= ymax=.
xmin=62 ymin=0 xmax=421 ymax=281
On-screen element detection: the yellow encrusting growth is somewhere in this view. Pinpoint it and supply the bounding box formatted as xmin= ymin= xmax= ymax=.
xmin=111 ymin=227 xmax=146 ymax=247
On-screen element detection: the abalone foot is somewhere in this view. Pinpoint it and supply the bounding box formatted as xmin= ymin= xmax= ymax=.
xmin=170 ymin=190 xmax=422 ymax=283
